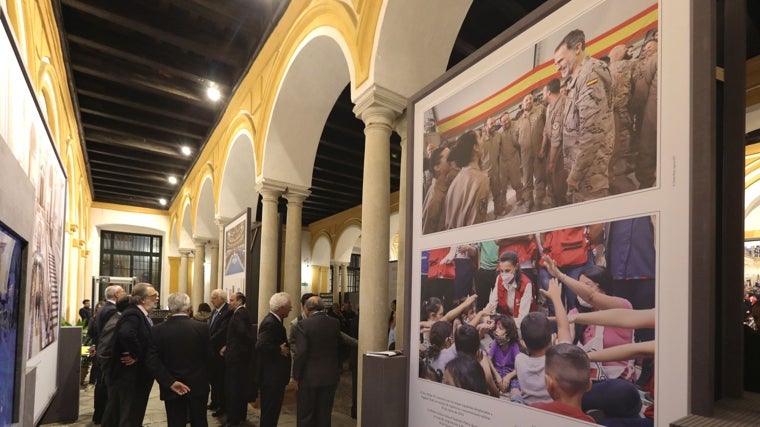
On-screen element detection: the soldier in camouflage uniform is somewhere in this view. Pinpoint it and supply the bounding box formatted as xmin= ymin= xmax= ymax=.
xmin=481 ymin=117 xmax=506 ymax=216
xmin=553 ymin=29 xmax=614 ymax=203
xmin=498 ymin=112 xmax=523 ymax=215
xmin=515 ymin=94 xmax=546 ymax=211
xmin=630 ymin=38 xmax=658 ymax=189
xmin=541 ymin=78 xmax=567 ymax=207
xmin=608 ymin=44 xmax=637 ymax=194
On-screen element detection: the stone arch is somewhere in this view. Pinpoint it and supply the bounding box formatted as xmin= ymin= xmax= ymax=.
xmin=179 ymin=198 xmax=194 ymax=249
xmin=194 ymin=173 xmax=216 ymax=239
xmin=37 ymin=60 xmax=60 ymax=145
xmin=218 ymin=127 xmax=258 ymax=219
xmin=364 ymin=0 xmax=471 ymax=97
xmin=311 ymin=233 xmax=333 ymax=267
xmin=260 ymin=29 xmax=353 ymax=188
xmin=334 ymin=223 xmax=361 ymax=264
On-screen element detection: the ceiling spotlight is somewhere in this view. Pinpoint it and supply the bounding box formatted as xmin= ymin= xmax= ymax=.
xmin=181 ymin=146 xmax=191 ymax=156
xmin=159 ymin=198 xmax=167 ymax=206
xmin=168 ymin=176 xmax=178 ymax=185
xmin=206 ymin=85 xmax=221 ymax=102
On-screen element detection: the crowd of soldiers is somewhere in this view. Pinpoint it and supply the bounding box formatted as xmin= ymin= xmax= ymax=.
xmin=422 ymin=28 xmax=659 ymax=234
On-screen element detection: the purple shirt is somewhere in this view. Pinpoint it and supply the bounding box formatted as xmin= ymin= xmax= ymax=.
xmin=488 ymin=340 xmax=520 ymax=377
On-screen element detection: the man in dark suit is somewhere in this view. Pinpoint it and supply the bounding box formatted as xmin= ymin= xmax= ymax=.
xmin=293 ymin=296 xmax=343 ymax=427
xmin=221 ymin=292 xmax=255 ymax=426
xmin=150 ymin=292 xmax=210 ymax=427
xmin=102 ymin=283 xmax=188 ymax=426
xmin=92 ymin=285 xmax=125 ymax=424
xmin=209 ymin=288 xmax=232 ymax=416
xmin=256 ymin=292 xmax=293 ymax=427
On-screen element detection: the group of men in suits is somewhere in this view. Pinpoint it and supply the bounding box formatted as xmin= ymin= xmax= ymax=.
xmin=92 ymin=285 xmax=345 ymax=427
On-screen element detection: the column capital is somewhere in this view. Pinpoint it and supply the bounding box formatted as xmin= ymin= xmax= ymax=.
xmin=192 ymin=237 xmax=210 ymax=247
xmin=284 ymin=185 xmax=311 ymax=205
xmin=214 ymin=216 xmax=231 ymax=228
xmin=206 ymin=240 xmax=219 ymax=250
xmin=353 ymin=85 xmax=406 ymax=126
xmin=255 ymin=178 xmax=288 ymax=199
xmin=179 ymin=248 xmax=193 ymax=256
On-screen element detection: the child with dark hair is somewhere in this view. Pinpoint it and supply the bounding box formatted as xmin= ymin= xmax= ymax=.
xmin=532 ymin=343 xmax=594 ymax=422
xmin=443 ymin=356 xmax=488 ymax=395
xmin=515 ymin=278 xmax=571 ymax=404
xmin=488 ymin=314 xmax=522 ymax=402
xmin=426 ymin=321 xmax=456 ymax=377
xmin=454 ymin=324 xmax=500 ymax=396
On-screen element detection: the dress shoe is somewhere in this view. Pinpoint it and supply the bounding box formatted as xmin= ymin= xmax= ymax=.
xmin=212 ymin=409 xmax=225 ymax=417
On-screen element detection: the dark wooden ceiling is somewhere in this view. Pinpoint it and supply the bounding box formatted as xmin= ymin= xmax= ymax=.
xmin=52 ymin=1 xmax=755 ymax=226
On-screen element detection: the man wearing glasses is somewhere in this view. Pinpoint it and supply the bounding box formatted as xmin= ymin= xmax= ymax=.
xmin=102 ymin=283 xmax=188 ymax=426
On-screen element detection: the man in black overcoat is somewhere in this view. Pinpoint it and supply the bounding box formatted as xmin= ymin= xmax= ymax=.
xmin=255 ymin=292 xmax=293 ymax=427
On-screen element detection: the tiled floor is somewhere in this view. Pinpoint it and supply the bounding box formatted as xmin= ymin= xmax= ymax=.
xmin=43 ymin=367 xmax=357 ymax=427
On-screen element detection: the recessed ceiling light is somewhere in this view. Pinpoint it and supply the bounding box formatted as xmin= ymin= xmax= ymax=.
xmin=168 ymin=176 xmax=178 ymax=185
xmin=181 ymin=146 xmax=191 ymax=156
xmin=206 ymin=86 xmax=221 ymax=102
xmin=159 ymin=198 xmax=167 ymax=206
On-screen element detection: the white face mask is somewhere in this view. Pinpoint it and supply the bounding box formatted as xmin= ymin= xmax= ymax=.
xmin=500 ymin=272 xmax=515 ymax=285
xmin=577 ymin=295 xmax=594 ymax=308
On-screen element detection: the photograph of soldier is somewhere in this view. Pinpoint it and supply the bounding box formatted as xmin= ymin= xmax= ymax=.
xmin=419 ymin=1 xmax=659 ymax=234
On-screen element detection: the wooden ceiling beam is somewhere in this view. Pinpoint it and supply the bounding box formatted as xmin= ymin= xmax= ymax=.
xmin=71 ymin=57 xmax=207 ymax=104
xmin=84 ymin=127 xmax=192 ymax=155
xmin=79 ymin=107 xmax=206 ymax=140
xmin=94 ymin=187 xmax=169 ymax=203
xmin=67 ymin=34 xmax=234 ymax=90
xmin=77 ymin=88 xmax=214 ymax=126
xmin=94 ymin=181 xmax=172 ymax=197
xmin=90 ymin=166 xmax=182 ymax=183
xmin=61 ymin=0 xmax=247 ymax=65
xmin=89 ymin=157 xmax=185 ymax=177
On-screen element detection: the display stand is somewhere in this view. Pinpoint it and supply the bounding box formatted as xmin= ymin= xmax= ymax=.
xmin=40 ymin=327 xmax=82 ymax=424
xmin=361 ymin=353 xmax=407 ymax=426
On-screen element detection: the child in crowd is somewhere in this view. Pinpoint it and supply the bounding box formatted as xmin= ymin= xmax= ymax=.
xmin=488 ymin=314 xmax=522 ymax=402
xmin=443 ymin=355 xmax=488 ymax=395
xmin=425 ymin=320 xmax=457 ymax=379
xmin=532 ymin=343 xmax=595 ymax=423
xmin=515 ymin=278 xmax=571 ymax=404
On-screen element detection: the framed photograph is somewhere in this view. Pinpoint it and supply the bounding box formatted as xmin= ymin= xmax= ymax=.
xmin=0 ymin=222 xmax=26 ymax=426
xmin=408 ymin=0 xmax=695 ymax=425
xmin=1 ymin=9 xmax=67 ymax=423
xmin=222 ymin=208 xmax=251 ymax=296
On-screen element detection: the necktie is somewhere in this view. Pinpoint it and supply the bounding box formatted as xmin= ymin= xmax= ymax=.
xmin=210 ymin=309 xmax=219 ymax=329
xmin=147 ymin=316 xmax=154 ymax=327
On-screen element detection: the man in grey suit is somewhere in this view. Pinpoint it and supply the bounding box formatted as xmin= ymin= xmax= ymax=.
xmin=293 ymin=296 xmax=343 ymax=427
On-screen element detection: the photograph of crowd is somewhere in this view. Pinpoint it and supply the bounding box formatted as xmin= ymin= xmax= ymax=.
xmin=421 ymin=1 xmax=658 ymax=235
xmin=418 ymin=215 xmax=656 ymax=424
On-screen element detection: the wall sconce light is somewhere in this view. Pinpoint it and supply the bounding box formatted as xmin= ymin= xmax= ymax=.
xmin=72 ymin=238 xmax=79 ymax=248
xmin=69 ymin=223 xmax=78 ymax=233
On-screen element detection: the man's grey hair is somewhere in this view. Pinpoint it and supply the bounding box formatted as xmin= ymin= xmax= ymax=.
xmin=304 ymin=296 xmax=324 ymax=314
xmin=211 ymin=288 xmax=228 ymax=301
xmin=104 ymin=285 xmax=123 ymax=300
xmin=269 ymin=292 xmax=291 ymax=311
xmin=130 ymin=283 xmax=154 ymax=305
xmin=167 ymin=292 xmax=191 ymax=313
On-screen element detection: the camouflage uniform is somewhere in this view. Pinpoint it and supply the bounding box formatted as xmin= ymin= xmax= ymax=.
xmin=544 ymin=93 xmax=567 ymax=206
xmin=562 ymin=56 xmax=614 ymax=203
xmin=608 ymin=58 xmax=637 ymax=194
xmin=498 ymin=123 xmax=523 ymax=210
xmin=516 ymin=104 xmax=546 ymax=207
xmin=630 ymin=53 xmax=658 ymax=189
xmin=480 ymin=130 xmax=505 ymax=215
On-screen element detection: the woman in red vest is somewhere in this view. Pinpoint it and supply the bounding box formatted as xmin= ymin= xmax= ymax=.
xmin=487 ymin=251 xmax=536 ymax=328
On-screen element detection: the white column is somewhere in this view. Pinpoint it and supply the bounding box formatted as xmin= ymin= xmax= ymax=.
xmin=394 ymin=113 xmax=408 ymax=349
xmin=340 ymin=262 xmax=349 ymax=295
xmin=255 ymin=180 xmax=286 ymax=324
xmin=214 ymin=216 xmax=230 ymax=292
xmin=192 ymin=238 xmax=206 ymax=308
xmin=353 ymin=85 xmax=405 ymax=422
xmin=284 ymin=186 xmax=309 ymax=321
xmin=332 ymin=261 xmax=341 ymax=303
xmin=178 ymin=248 xmax=192 ymax=295
xmin=207 ymin=240 xmax=219 ymax=303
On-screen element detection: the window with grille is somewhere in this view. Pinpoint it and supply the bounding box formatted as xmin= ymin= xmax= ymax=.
xmin=100 ymin=231 xmax=162 ymax=286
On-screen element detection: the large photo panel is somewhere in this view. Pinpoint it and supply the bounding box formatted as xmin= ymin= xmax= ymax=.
xmin=420 ymin=1 xmax=657 ymax=235
xmin=417 ymin=216 xmax=656 ymax=425
xmin=411 ymin=0 xmax=694 ymax=424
